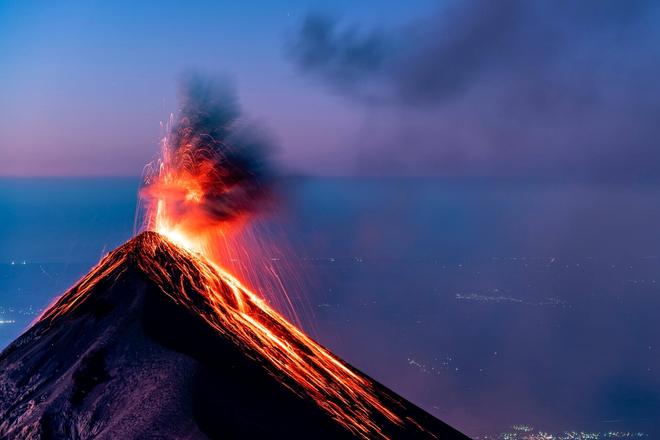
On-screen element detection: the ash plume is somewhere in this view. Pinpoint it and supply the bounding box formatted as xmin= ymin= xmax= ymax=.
xmin=288 ymin=0 xmax=660 ymax=180
xmin=142 ymin=74 xmax=275 ymax=229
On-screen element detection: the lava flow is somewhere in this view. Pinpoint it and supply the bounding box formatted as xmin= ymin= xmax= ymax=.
xmin=45 ymin=77 xmax=434 ymax=439
xmin=41 ymin=230 xmax=407 ymax=439
xmin=138 ymin=239 xmax=406 ymax=438
xmin=134 ymin=77 xmax=407 ymax=438
xmin=1 ymin=77 xmax=467 ymax=439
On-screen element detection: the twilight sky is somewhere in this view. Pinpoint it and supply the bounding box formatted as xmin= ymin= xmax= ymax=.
xmin=2 ymin=0 xmax=659 ymax=179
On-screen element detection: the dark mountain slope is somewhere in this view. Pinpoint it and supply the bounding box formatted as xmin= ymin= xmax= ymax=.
xmin=0 ymin=232 xmax=469 ymax=439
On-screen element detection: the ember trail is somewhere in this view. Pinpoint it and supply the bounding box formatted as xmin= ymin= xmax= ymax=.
xmin=29 ymin=77 xmax=456 ymax=439
xmin=42 ymin=232 xmax=406 ymax=438
xmin=140 ymin=75 xmax=274 ymax=255
xmin=132 ymin=76 xmax=424 ymax=438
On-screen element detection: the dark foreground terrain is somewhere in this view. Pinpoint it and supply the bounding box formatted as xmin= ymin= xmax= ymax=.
xmin=0 ymin=232 xmax=467 ymax=439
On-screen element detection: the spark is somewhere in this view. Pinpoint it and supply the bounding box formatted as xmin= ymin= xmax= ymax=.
xmin=37 ymin=107 xmax=436 ymax=438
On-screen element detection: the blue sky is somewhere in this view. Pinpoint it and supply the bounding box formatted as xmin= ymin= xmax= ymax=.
xmin=0 ymin=0 xmax=433 ymax=176
xmin=2 ymin=0 xmax=659 ymax=179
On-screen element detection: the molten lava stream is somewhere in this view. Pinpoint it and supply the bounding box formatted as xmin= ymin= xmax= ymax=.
xmin=144 ymin=225 xmax=404 ymax=439
xmin=131 ymin=77 xmax=436 ymax=438
xmin=140 ymin=160 xmax=405 ymax=437
xmin=33 ymin=77 xmax=450 ymax=439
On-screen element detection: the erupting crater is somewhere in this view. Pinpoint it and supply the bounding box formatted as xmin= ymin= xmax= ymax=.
xmin=1 ymin=77 xmax=468 ymax=439
xmin=0 ymin=231 xmax=467 ymax=439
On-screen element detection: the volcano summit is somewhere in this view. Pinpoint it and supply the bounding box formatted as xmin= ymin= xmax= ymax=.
xmin=0 ymin=232 xmax=467 ymax=439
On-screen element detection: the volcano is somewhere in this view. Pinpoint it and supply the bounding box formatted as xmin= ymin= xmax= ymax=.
xmin=0 ymin=232 xmax=468 ymax=439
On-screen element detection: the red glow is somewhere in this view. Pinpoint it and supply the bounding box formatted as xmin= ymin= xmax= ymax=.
xmin=39 ymin=119 xmax=437 ymax=439
xmin=134 ymin=123 xmax=407 ymax=437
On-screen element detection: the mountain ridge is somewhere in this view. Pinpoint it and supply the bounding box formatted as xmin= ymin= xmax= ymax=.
xmin=0 ymin=231 xmax=468 ymax=439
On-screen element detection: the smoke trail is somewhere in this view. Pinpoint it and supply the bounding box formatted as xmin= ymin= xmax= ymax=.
xmin=288 ymin=1 xmax=660 ymax=180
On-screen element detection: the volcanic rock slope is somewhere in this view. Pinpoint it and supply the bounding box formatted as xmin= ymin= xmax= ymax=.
xmin=0 ymin=232 xmax=469 ymax=440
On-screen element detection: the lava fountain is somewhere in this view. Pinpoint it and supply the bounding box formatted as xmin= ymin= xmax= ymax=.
xmin=140 ymin=75 xmax=274 ymax=255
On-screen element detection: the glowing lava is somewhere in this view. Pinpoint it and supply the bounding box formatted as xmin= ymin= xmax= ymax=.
xmin=133 ymin=127 xmax=407 ymax=438
xmin=23 ymin=78 xmax=461 ymax=439
xmin=68 ymin=77 xmax=437 ymax=438
xmin=40 ymin=230 xmax=447 ymax=439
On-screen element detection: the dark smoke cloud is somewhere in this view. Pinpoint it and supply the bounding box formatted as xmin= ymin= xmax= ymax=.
xmin=290 ymin=14 xmax=390 ymax=101
xmin=143 ymin=74 xmax=275 ymax=227
xmin=289 ymin=1 xmax=660 ymax=180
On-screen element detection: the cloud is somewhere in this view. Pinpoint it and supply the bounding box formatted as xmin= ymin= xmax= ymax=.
xmin=289 ymin=14 xmax=390 ymax=102
xmin=288 ymin=1 xmax=660 ymax=179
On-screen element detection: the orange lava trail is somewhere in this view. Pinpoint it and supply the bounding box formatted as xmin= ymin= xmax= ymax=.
xmin=40 ymin=105 xmax=439 ymax=438
xmin=40 ymin=232 xmax=410 ymax=439
xmin=129 ymin=120 xmax=416 ymax=438
xmin=137 ymin=233 xmax=404 ymax=439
